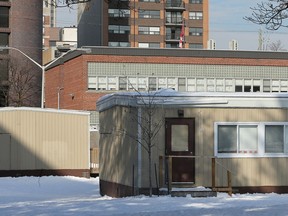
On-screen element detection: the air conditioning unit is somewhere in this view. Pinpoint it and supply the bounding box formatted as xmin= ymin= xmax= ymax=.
xmin=207 ymin=39 xmax=216 ymax=50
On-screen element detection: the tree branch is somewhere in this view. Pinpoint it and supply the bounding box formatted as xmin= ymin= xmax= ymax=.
xmin=244 ymin=0 xmax=288 ymax=30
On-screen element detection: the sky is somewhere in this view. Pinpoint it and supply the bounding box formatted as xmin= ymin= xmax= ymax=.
xmin=2 ymin=176 xmax=288 ymax=215
xmin=56 ymin=1 xmax=288 ymax=51
xmin=209 ymin=0 xmax=288 ymax=51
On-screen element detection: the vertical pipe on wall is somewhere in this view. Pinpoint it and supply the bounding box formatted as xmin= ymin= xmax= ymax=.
xmin=137 ymin=107 xmax=142 ymax=193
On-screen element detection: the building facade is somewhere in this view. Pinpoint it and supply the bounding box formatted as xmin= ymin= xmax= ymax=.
xmin=45 ymin=47 xmax=288 ymax=133
xmin=78 ymin=0 xmax=209 ymax=49
xmin=43 ymin=27 xmax=78 ymax=65
xmin=97 ymin=91 xmax=288 ymax=197
xmin=43 ymin=0 xmax=56 ymax=50
xmin=0 ymin=107 xmax=90 ymax=177
xmin=0 ymin=0 xmax=43 ymax=107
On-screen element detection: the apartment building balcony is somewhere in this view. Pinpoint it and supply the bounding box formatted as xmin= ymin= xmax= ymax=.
xmin=165 ymin=18 xmax=183 ymax=26
xmin=165 ymin=33 xmax=181 ymax=42
xmin=165 ymin=0 xmax=185 ymax=11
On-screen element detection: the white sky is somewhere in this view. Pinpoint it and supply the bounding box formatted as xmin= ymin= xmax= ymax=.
xmin=56 ymin=1 xmax=288 ymax=51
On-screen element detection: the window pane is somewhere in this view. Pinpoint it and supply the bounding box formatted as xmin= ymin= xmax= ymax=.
xmin=265 ymin=125 xmax=284 ymax=153
xmin=0 ymin=7 xmax=9 ymax=28
xmin=88 ymin=77 xmax=97 ymax=90
xmin=218 ymin=125 xmax=237 ymax=153
xmin=172 ymin=125 xmax=188 ymax=151
xmin=239 ymin=125 xmax=258 ymax=153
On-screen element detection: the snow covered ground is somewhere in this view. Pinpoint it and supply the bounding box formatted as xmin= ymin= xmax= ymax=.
xmin=1 ymin=176 xmax=288 ymax=215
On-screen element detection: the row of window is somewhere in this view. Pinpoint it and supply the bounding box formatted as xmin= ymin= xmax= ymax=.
xmin=108 ymin=9 xmax=202 ymax=20
xmin=108 ymin=41 xmax=202 ymax=49
xmin=108 ymin=25 xmax=202 ymax=36
xmin=216 ymin=123 xmax=288 ymax=157
xmin=87 ymin=76 xmax=288 ymax=93
xmin=138 ymin=0 xmax=203 ymax=3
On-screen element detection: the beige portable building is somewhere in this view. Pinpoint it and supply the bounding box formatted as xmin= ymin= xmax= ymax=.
xmin=97 ymin=90 xmax=288 ymax=197
xmin=0 ymin=107 xmax=90 ymax=177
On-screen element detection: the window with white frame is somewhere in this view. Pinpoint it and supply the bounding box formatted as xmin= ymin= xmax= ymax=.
xmin=108 ymin=42 xmax=130 ymax=47
xmin=189 ymin=27 xmax=203 ymax=36
xmin=189 ymin=0 xmax=202 ymax=3
xmin=108 ymin=9 xmax=130 ymax=17
xmin=138 ymin=10 xmax=160 ymax=19
xmin=138 ymin=26 xmax=160 ymax=35
xmin=138 ymin=42 xmax=160 ymax=48
xmin=108 ymin=25 xmax=130 ymax=34
xmin=215 ymin=123 xmax=288 ymax=157
xmin=189 ymin=11 xmax=203 ymax=20
xmin=90 ymin=111 xmax=99 ymax=131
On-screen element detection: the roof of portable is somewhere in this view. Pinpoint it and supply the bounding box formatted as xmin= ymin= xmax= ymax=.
xmin=0 ymin=107 xmax=90 ymax=116
xmin=96 ymin=89 xmax=288 ymax=112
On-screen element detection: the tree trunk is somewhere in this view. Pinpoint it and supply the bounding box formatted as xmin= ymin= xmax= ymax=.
xmin=148 ymin=147 xmax=152 ymax=197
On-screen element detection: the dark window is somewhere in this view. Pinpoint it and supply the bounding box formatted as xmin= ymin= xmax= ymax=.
xmin=0 ymin=59 xmax=8 ymax=80
xmin=139 ymin=0 xmax=158 ymax=2
xmin=218 ymin=125 xmax=237 ymax=153
xmin=253 ymin=86 xmax=260 ymax=92
xmin=0 ymin=7 xmax=9 ymax=28
xmin=244 ymin=86 xmax=251 ymax=92
xmin=189 ymin=43 xmax=203 ymax=49
xmin=0 ymin=33 xmax=9 ymax=54
xmin=235 ymin=86 xmax=242 ymax=92
xmin=265 ymin=125 xmax=284 ymax=153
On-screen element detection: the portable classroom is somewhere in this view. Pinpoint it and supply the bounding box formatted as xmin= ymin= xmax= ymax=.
xmin=97 ymin=90 xmax=288 ymax=197
xmin=0 ymin=107 xmax=90 ymax=177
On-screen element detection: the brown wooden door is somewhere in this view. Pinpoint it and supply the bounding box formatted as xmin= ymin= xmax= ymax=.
xmin=165 ymin=118 xmax=195 ymax=183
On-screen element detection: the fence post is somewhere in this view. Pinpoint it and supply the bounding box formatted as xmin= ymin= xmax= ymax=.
xmin=168 ymin=156 xmax=172 ymax=194
xmin=227 ymin=170 xmax=232 ymax=196
xmin=212 ymin=157 xmax=216 ymax=188
xmin=159 ymin=156 xmax=163 ymax=188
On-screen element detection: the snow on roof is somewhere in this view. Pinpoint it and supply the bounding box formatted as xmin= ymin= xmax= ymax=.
xmin=0 ymin=107 xmax=90 ymax=116
xmin=96 ymin=89 xmax=288 ymax=112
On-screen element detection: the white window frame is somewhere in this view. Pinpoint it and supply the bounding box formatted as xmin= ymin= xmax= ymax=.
xmin=215 ymin=122 xmax=288 ymax=158
xmin=189 ymin=11 xmax=203 ymax=20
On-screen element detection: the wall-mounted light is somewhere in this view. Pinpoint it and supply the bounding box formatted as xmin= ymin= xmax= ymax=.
xmin=70 ymin=93 xmax=74 ymax=100
xmin=57 ymin=87 xmax=64 ymax=109
xmin=178 ymin=109 xmax=184 ymax=117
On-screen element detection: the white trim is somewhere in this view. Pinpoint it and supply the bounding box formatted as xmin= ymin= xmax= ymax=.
xmin=0 ymin=107 xmax=89 ymax=116
xmin=215 ymin=122 xmax=288 ymax=158
xmin=137 ymin=107 xmax=142 ymax=189
xmin=88 ymin=116 xmax=91 ymax=169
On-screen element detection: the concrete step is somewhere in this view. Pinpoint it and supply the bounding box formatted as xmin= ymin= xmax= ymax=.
xmin=159 ymin=187 xmax=217 ymax=197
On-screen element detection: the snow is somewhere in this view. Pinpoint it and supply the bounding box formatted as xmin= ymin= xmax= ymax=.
xmin=1 ymin=176 xmax=288 ymax=215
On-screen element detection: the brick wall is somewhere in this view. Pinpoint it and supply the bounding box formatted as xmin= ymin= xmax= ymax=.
xmin=45 ymin=52 xmax=288 ymax=112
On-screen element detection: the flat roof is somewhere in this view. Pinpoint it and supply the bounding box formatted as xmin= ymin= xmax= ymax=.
xmin=96 ymin=89 xmax=288 ymax=112
xmin=0 ymin=107 xmax=90 ymax=116
xmin=45 ymin=46 xmax=288 ymax=70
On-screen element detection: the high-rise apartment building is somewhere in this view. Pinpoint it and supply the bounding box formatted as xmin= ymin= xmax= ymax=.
xmin=43 ymin=0 xmax=57 ymax=50
xmin=0 ymin=0 xmax=43 ymax=107
xmin=78 ymin=0 xmax=208 ymax=49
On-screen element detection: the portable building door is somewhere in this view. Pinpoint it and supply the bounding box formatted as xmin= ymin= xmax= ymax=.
xmin=165 ymin=118 xmax=195 ymax=183
xmin=0 ymin=133 xmax=11 ymax=169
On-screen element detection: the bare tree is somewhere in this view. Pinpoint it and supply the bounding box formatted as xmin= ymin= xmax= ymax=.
xmin=44 ymin=0 xmax=91 ymax=8
xmin=120 ymin=83 xmax=165 ymax=197
xmin=244 ymin=1 xmax=288 ymax=30
xmin=268 ymin=39 xmax=285 ymax=51
xmin=0 ymin=58 xmax=41 ymax=107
